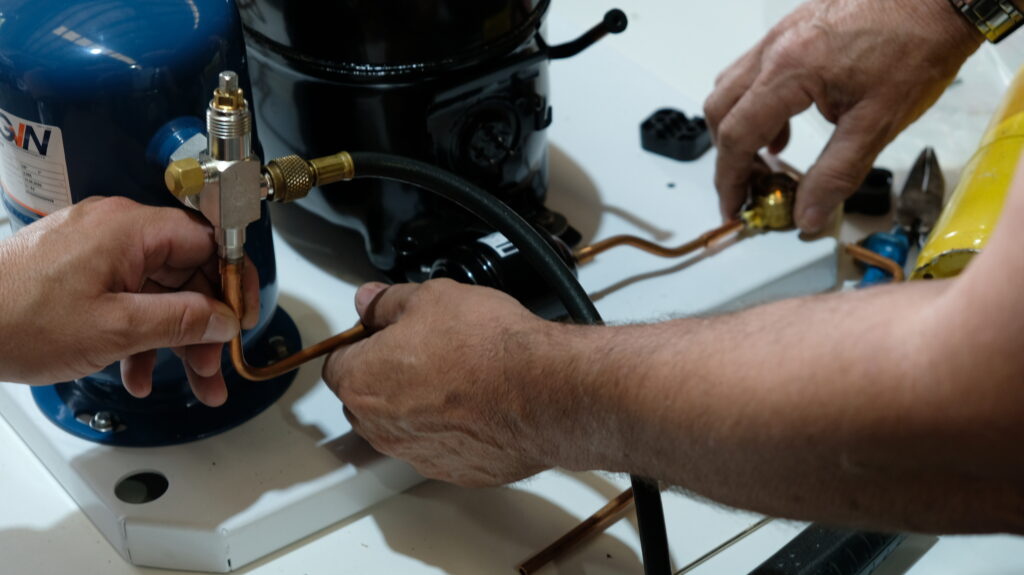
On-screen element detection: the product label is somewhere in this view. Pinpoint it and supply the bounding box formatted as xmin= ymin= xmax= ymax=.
xmin=0 ymin=108 xmax=71 ymax=219
xmin=477 ymin=232 xmax=519 ymax=259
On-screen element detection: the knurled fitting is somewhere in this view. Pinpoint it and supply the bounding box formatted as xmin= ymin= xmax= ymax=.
xmin=265 ymin=155 xmax=315 ymax=204
xmin=264 ymin=152 xmax=355 ymax=203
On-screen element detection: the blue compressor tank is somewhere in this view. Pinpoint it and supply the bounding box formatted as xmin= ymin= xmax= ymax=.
xmin=0 ymin=0 xmax=300 ymax=446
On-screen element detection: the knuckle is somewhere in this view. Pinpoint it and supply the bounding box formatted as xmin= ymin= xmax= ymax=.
xmin=165 ymin=297 xmax=206 ymax=346
xmin=810 ymin=167 xmax=862 ymax=198
xmin=715 ymin=122 xmax=746 ymax=153
xmin=415 ymin=279 xmax=451 ymax=304
xmin=96 ymin=195 xmax=137 ymax=214
xmin=322 ymin=355 xmax=343 ymax=393
xmin=99 ymin=306 xmax=138 ymax=354
xmin=703 ymin=97 xmax=723 ymax=128
xmin=764 ymin=26 xmax=816 ymax=71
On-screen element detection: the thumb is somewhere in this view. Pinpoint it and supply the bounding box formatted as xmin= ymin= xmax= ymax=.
xmin=355 ymin=282 xmax=419 ymax=331
xmin=796 ymin=105 xmax=889 ymax=234
xmin=109 ymin=291 xmax=239 ymax=354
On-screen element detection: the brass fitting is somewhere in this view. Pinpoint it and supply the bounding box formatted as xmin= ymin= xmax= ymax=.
xmin=310 ymin=152 xmax=355 ymax=186
xmin=742 ymin=173 xmax=796 ymax=231
xmin=164 ymin=157 xmax=206 ymax=200
xmin=264 ymin=152 xmax=355 ymax=203
xmin=212 ymin=73 xmax=245 ymax=111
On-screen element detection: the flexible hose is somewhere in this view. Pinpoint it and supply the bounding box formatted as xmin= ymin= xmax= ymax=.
xmin=349 ymin=152 xmax=599 ymax=323
xmin=348 ymin=152 xmax=672 ymax=575
xmin=224 ymin=151 xmax=672 ymax=575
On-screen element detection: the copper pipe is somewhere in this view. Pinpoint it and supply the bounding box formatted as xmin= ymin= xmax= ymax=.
xmin=844 ymin=244 xmax=906 ymax=283
xmin=221 ymin=261 xmax=368 ymax=382
xmin=674 ymin=517 xmax=774 ymax=575
xmin=574 ymin=219 xmax=745 ymax=265
xmin=517 ymin=488 xmax=635 ymax=575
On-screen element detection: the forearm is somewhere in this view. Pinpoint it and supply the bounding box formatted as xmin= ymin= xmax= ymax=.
xmin=524 ymin=280 xmax=1024 ymax=533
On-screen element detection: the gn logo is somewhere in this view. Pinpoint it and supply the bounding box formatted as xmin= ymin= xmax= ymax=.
xmin=0 ymin=113 xmax=52 ymax=156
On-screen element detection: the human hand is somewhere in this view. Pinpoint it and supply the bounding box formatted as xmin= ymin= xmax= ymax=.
xmin=0 ymin=197 xmax=259 ymax=406
xmin=704 ymin=0 xmax=982 ymax=233
xmin=323 ymin=279 xmax=556 ymax=487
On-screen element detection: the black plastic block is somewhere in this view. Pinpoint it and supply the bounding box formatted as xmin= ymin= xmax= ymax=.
xmin=845 ymin=167 xmax=893 ymax=216
xmin=641 ymin=108 xmax=712 ymax=162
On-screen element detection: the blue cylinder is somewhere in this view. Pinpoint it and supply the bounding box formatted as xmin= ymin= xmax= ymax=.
xmin=859 ymin=231 xmax=911 ymax=288
xmin=0 ymin=0 xmax=299 ymax=445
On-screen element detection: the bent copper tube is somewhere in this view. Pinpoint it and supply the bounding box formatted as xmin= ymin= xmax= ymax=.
xmin=574 ymin=219 xmax=745 ymax=265
xmin=518 ymin=488 xmax=635 ymax=575
xmin=844 ymin=244 xmax=905 ymax=283
xmin=221 ymin=261 xmax=368 ymax=382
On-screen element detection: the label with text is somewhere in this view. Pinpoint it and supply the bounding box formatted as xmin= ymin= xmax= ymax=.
xmin=0 ymin=108 xmax=71 ymax=218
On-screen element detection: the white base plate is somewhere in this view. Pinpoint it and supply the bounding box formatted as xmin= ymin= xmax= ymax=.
xmin=0 ymin=12 xmax=838 ymax=573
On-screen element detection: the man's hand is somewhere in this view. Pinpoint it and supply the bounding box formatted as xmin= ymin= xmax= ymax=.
xmin=323 ymin=279 xmax=555 ymax=487
xmin=705 ymin=0 xmax=982 ymax=233
xmin=0 ymin=197 xmax=259 ymax=406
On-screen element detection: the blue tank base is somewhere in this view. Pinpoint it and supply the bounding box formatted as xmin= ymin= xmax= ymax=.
xmin=31 ymin=306 xmax=302 ymax=447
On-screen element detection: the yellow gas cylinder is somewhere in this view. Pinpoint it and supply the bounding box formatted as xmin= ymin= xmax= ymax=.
xmin=913 ymin=69 xmax=1024 ymax=279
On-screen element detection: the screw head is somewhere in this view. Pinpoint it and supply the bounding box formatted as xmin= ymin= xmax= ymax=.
xmin=165 ymin=158 xmax=206 ymax=199
xmin=90 ymin=411 xmax=116 ymax=433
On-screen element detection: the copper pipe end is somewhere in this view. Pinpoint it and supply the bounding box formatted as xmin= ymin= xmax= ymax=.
xmin=845 ymin=244 xmax=906 ymax=283
xmin=517 ymin=488 xmax=635 ymax=575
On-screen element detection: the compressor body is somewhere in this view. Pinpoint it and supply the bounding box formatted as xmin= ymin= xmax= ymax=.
xmin=239 ymin=0 xmax=591 ymax=312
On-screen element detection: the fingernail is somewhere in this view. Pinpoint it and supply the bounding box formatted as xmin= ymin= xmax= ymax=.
xmin=355 ymin=282 xmax=389 ymax=314
xmin=799 ymin=206 xmax=826 ymax=235
xmin=203 ymin=313 xmax=238 ymax=343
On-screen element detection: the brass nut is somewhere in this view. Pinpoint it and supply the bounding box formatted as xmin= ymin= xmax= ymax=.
xmin=165 ymin=158 xmax=206 ymax=198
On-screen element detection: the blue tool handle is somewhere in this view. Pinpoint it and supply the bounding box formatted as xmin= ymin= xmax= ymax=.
xmin=858 ymin=230 xmax=910 ymax=288
xmin=747 ymin=524 xmax=906 ymax=575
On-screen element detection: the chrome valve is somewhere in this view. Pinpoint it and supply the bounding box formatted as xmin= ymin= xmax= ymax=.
xmin=164 ymin=71 xmax=264 ymax=263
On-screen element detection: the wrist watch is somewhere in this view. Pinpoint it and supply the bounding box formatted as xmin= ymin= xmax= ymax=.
xmin=950 ymin=0 xmax=1024 ymax=43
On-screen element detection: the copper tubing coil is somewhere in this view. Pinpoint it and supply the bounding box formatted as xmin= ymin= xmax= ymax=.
xmin=574 ymin=219 xmax=745 ymax=265
xmin=518 ymin=488 xmax=635 ymax=575
xmin=844 ymin=244 xmax=905 ymax=283
xmin=221 ymin=261 xmax=367 ymax=382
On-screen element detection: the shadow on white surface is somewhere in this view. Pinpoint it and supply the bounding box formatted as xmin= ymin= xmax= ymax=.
xmin=548 ymin=144 xmax=672 ymax=247
xmin=366 ymin=475 xmax=642 ymax=575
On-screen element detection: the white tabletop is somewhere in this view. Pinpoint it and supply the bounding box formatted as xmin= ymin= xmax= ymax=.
xmin=3 ymin=1 xmax=1024 ymax=574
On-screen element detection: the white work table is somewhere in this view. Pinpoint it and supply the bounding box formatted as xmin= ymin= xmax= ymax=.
xmin=3 ymin=1 xmax=1024 ymax=574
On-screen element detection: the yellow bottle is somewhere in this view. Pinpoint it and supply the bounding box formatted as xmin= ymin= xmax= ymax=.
xmin=913 ymin=68 xmax=1024 ymax=279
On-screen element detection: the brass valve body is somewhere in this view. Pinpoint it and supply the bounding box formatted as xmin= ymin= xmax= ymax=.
xmin=743 ymin=173 xmax=797 ymax=230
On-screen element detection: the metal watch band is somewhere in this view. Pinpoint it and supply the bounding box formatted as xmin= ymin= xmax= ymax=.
xmin=950 ymin=0 xmax=1024 ymax=43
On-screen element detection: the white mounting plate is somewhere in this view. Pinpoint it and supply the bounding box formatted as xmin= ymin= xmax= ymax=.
xmin=0 ymin=11 xmax=838 ymax=574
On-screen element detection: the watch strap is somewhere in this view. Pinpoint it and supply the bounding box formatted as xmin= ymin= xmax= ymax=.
xmin=950 ymin=0 xmax=1024 ymax=43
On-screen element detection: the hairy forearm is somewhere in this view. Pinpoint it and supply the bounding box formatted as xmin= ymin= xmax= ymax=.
xmin=522 ymin=279 xmax=1024 ymax=533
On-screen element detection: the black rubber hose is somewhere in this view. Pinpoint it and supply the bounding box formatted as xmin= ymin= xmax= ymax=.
xmin=349 ymin=151 xmax=672 ymax=575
